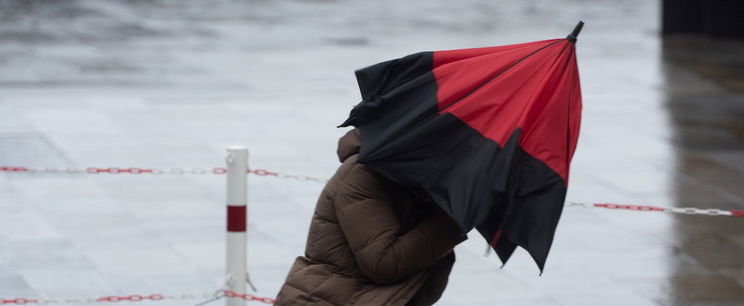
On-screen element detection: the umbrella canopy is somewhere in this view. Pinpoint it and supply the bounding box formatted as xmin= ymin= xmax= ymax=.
xmin=339 ymin=22 xmax=584 ymax=274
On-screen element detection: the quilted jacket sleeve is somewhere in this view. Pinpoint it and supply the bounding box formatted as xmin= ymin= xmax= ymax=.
xmin=335 ymin=165 xmax=465 ymax=285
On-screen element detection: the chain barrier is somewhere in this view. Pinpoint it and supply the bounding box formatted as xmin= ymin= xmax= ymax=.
xmin=3 ymin=165 xmax=742 ymax=217
xmin=0 ymin=290 xmax=275 ymax=305
xmin=1 ymin=164 xmax=742 ymax=303
xmin=0 ymin=165 xmax=327 ymax=183
xmin=568 ymin=202 xmax=744 ymax=218
xmin=223 ymin=291 xmax=276 ymax=304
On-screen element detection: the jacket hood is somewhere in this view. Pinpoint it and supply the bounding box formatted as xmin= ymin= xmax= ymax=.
xmin=337 ymin=129 xmax=361 ymax=162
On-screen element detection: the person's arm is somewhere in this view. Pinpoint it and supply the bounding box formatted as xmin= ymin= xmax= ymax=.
xmin=335 ymin=166 xmax=465 ymax=285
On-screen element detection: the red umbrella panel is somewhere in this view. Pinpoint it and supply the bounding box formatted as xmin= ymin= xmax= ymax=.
xmin=340 ymin=23 xmax=583 ymax=274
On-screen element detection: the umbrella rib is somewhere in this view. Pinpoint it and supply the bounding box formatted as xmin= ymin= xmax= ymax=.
xmin=439 ymin=39 xmax=566 ymax=112
xmin=565 ymin=48 xmax=577 ymax=184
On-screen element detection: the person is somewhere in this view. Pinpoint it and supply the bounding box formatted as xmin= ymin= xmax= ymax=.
xmin=275 ymin=129 xmax=466 ymax=306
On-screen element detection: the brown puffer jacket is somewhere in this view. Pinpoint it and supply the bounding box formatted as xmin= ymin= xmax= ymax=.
xmin=275 ymin=129 xmax=465 ymax=306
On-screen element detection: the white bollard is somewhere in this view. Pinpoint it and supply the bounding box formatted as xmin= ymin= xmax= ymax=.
xmin=226 ymin=146 xmax=248 ymax=306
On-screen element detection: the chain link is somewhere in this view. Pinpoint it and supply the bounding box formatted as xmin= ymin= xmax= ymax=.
xmin=0 ymin=298 xmax=38 ymax=305
xmin=0 ymin=290 xmax=276 ymax=305
xmin=568 ymin=201 xmax=742 ymax=217
xmin=223 ymin=290 xmax=276 ymax=304
xmin=274 ymin=172 xmax=329 ymax=183
xmin=666 ymin=207 xmax=733 ymax=216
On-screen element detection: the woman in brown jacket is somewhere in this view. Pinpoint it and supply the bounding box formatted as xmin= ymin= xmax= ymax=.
xmin=275 ymin=129 xmax=466 ymax=306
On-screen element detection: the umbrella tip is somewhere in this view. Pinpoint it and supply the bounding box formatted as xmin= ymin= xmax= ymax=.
xmin=567 ymin=21 xmax=584 ymax=43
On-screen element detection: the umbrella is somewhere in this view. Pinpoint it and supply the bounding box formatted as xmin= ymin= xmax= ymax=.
xmin=339 ymin=21 xmax=584 ymax=274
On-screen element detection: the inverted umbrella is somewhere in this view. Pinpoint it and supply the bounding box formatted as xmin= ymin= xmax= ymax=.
xmin=339 ymin=22 xmax=584 ymax=274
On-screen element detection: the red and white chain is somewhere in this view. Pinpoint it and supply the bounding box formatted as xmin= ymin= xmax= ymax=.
xmin=223 ymin=291 xmax=275 ymax=304
xmin=3 ymin=165 xmax=742 ymax=218
xmin=0 ymin=166 xmax=327 ymax=183
xmin=0 ymin=290 xmax=275 ymax=305
xmin=568 ymin=202 xmax=744 ymax=217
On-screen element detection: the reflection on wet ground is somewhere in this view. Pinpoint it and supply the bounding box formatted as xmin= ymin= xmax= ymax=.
xmin=0 ymin=0 xmax=743 ymax=305
xmin=663 ymin=36 xmax=744 ymax=305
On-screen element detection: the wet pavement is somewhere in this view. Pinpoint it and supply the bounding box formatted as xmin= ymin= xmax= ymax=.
xmin=1 ymin=0 xmax=743 ymax=305
xmin=661 ymin=37 xmax=744 ymax=305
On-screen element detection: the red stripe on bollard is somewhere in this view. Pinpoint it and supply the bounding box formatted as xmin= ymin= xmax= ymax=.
xmin=227 ymin=205 xmax=247 ymax=232
xmin=731 ymin=210 xmax=744 ymax=218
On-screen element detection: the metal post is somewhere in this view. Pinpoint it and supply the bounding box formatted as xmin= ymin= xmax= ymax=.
xmin=226 ymin=146 xmax=247 ymax=306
